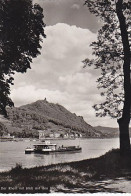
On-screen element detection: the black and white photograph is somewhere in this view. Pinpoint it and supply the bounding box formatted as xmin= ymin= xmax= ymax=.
xmin=0 ymin=0 xmax=131 ymax=194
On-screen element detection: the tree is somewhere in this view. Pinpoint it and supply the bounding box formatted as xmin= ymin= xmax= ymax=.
xmin=0 ymin=0 xmax=46 ymax=117
xmin=83 ymin=0 xmax=131 ymax=155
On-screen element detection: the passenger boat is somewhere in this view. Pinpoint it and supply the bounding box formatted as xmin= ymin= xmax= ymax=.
xmin=25 ymin=141 xmax=82 ymax=154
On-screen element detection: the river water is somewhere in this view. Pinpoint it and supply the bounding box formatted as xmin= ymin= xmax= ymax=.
xmin=0 ymin=138 xmax=119 ymax=171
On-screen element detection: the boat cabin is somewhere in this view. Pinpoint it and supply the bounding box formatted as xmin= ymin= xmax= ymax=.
xmin=33 ymin=143 xmax=57 ymax=151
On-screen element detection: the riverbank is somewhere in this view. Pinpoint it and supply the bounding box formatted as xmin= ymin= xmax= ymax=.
xmin=0 ymin=149 xmax=131 ymax=193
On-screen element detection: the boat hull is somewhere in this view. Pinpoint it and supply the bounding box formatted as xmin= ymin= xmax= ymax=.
xmin=25 ymin=147 xmax=82 ymax=154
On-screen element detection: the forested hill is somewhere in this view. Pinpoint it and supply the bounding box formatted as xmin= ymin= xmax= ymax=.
xmin=94 ymin=126 xmax=131 ymax=138
xmin=0 ymin=99 xmax=102 ymax=138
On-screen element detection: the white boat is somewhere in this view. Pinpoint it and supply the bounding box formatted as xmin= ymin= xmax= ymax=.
xmin=25 ymin=140 xmax=82 ymax=154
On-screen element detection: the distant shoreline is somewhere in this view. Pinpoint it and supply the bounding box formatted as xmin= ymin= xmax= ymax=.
xmin=0 ymin=136 xmax=120 ymax=142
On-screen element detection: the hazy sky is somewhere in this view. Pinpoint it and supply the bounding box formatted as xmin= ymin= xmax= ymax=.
xmin=10 ymin=0 xmax=118 ymax=127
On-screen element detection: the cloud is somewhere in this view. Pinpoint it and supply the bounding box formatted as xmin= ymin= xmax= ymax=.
xmin=71 ymin=4 xmax=80 ymax=10
xmin=34 ymin=23 xmax=96 ymax=76
xmin=12 ymin=23 xmax=97 ymax=89
xmin=33 ymin=0 xmax=100 ymax=32
xmin=10 ymin=23 xmax=117 ymax=127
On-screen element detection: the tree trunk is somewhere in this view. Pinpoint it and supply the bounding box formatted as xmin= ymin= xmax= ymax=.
xmin=118 ymin=118 xmax=130 ymax=155
xmin=116 ymin=0 xmax=131 ymax=155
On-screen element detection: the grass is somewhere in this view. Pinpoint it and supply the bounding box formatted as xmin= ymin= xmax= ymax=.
xmin=0 ymin=149 xmax=131 ymax=193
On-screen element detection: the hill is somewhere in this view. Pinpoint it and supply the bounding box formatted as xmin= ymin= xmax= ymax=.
xmin=94 ymin=126 xmax=131 ymax=138
xmin=0 ymin=99 xmax=102 ymax=138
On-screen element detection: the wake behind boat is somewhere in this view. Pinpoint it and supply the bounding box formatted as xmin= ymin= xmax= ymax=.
xmin=25 ymin=140 xmax=82 ymax=154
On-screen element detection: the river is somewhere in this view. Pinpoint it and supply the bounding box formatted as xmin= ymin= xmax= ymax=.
xmin=0 ymin=138 xmax=119 ymax=171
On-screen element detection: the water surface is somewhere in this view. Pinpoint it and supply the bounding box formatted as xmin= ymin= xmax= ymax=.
xmin=0 ymin=138 xmax=119 ymax=171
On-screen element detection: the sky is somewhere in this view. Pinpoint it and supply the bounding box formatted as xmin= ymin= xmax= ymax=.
xmin=10 ymin=0 xmax=118 ymax=127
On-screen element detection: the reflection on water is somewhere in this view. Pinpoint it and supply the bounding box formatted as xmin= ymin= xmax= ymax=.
xmin=0 ymin=138 xmax=119 ymax=171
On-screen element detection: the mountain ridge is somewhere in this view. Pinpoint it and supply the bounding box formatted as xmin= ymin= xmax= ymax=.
xmin=0 ymin=99 xmax=101 ymax=138
xmin=94 ymin=126 xmax=131 ymax=138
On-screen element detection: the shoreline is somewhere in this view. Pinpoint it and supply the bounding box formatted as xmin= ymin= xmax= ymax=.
xmin=0 ymin=136 xmax=120 ymax=142
xmin=0 ymin=149 xmax=131 ymax=193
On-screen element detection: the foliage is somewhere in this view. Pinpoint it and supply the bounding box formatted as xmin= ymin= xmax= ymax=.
xmin=0 ymin=0 xmax=46 ymax=116
xmin=11 ymin=163 xmax=23 ymax=173
xmin=83 ymin=0 xmax=131 ymax=119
